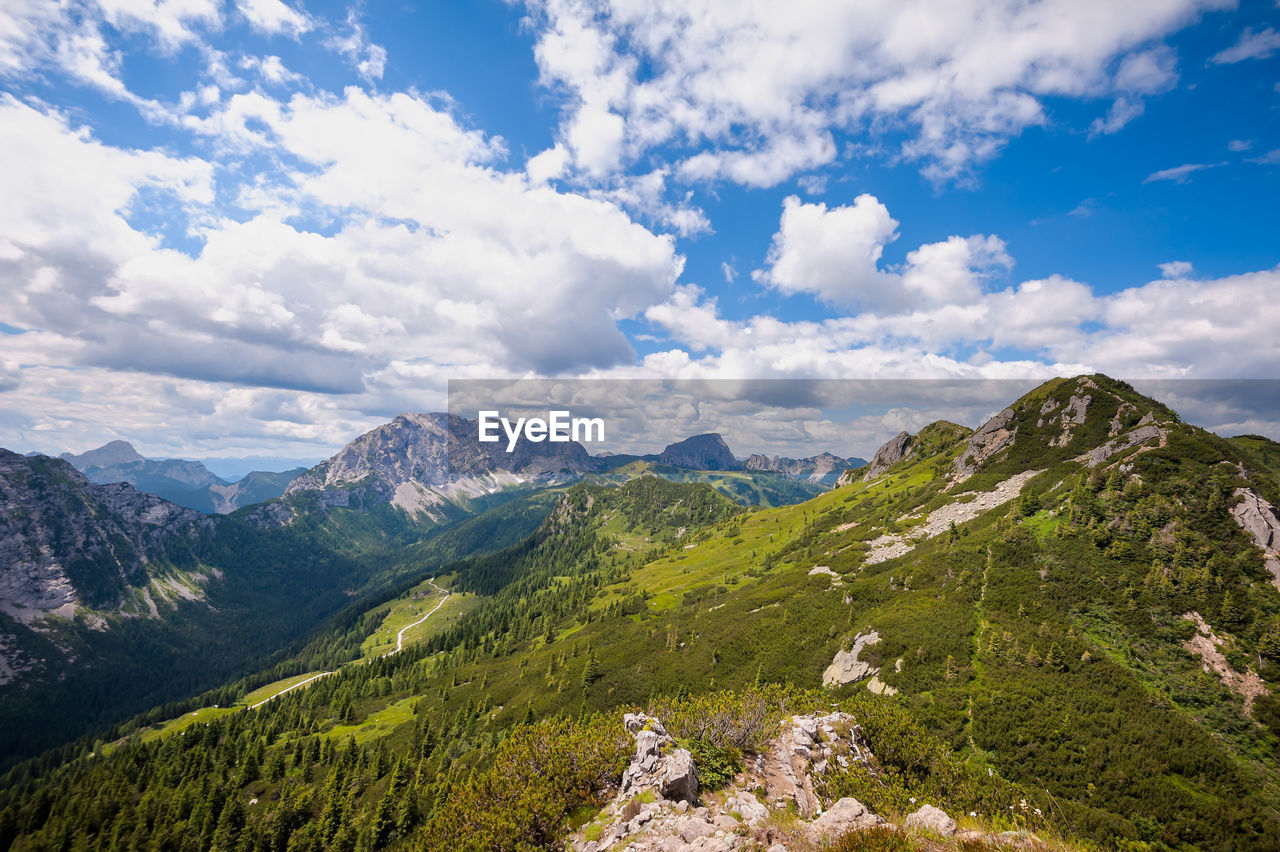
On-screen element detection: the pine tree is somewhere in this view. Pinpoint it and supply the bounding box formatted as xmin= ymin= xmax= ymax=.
xmin=581 ymin=651 xmax=600 ymax=688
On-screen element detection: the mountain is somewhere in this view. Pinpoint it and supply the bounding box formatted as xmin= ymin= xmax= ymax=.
xmin=59 ymin=441 xmax=306 ymax=514
xmin=0 ymin=450 xmax=212 ymax=617
xmin=744 ymin=450 xmax=865 ymax=483
xmin=282 ymin=412 xmax=599 ymax=520
xmin=6 ymin=375 xmax=1280 ymax=852
xmin=656 ymin=432 xmax=737 ymax=470
xmin=59 ymin=439 xmax=144 ymax=469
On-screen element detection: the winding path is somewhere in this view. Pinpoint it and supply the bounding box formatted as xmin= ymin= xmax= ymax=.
xmin=248 ymin=578 xmax=450 ymax=710
xmin=390 ymin=578 xmax=450 ymax=655
xmin=248 ymin=671 xmax=333 ymax=710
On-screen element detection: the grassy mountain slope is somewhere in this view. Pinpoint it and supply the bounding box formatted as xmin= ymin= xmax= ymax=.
xmin=4 ymin=376 xmax=1280 ymax=851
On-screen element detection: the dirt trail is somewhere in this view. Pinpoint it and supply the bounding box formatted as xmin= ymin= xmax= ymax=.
xmin=391 ymin=578 xmax=450 ymax=654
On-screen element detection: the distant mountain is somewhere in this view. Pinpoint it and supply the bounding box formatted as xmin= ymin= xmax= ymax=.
xmin=0 ymin=450 xmax=211 ymax=617
xmin=282 ymin=412 xmax=599 ymax=520
xmin=744 ymin=451 xmax=866 ymax=484
xmin=58 ymin=441 xmax=299 ymax=514
xmin=59 ymin=439 xmax=144 ymax=469
xmin=656 ymin=433 xmax=736 ymax=470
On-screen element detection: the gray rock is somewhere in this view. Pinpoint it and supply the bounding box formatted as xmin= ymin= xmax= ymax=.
xmin=1232 ymin=488 xmax=1280 ymax=591
xmin=662 ymin=748 xmax=698 ymax=802
xmin=953 ymin=408 xmax=1016 ymax=481
xmin=822 ymin=630 xmax=882 ymax=686
xmin=676 ymin=814 xmax=716 ymax=842
xmin=1081 ymin=423 xmax=1162 ymax=467
xmin=861 ymin=432 xmax=913 ymax=481
xmin=905 ymin=803 xmax=957 ymax=836
xmin=806 ymin=797 xmax=885 ymax=841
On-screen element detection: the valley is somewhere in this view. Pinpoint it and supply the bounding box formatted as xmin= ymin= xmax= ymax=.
xmin=1 ymin=376 xmax=1279 ymax=851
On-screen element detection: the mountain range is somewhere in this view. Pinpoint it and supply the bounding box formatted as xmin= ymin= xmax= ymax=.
xmin=56 ymin=440 xmax=306 ymax=515
xmin=2 ymin=375 xmax=1279 ymax=851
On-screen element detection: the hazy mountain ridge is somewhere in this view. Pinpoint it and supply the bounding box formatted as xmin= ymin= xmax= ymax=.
xmin=58 ymin=440 xmax=302 ymax=515
xmin=745 ymin=450 xmax=866 ymax=483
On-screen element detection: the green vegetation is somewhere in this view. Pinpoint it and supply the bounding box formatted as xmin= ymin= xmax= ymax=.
xmin=3 ymin=377 xmax=1280 ymax=851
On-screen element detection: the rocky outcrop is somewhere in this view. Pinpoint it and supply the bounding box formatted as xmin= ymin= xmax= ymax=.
xmin=806 ymin=797 xmax=885 ymax=843
xmin=745 ymin=452 xmax=863 ymax=485
xmin=565 ymin=712 xmax=995 ymax=852
xmin=1079 ymin=423 xmax=1163 ymax=467
xmin=1230 ymin=488 xmax=1280 ymax=590
xmin=283 ymin=412 xmax=598 ymax=520
xmin=823 ymin=631 xmax=882 ymax=687
xmin=864 ymin=469 xmax=1044 ymax=565
xmin=905 ymin=804 xmax=958 ymax=836
xmin=860 ymin=432 xmax=913 ymax=481
xmin=658 ymin=434 xmax=737 ymax=471
xmin=0 ymin=450 xmax=211 ymax=616
xmin=1181 ymin=611 xmax=1266 ymax=712
xmin=1048 ymin=394 xmax=1091 ymax=447
xmin=952 ymin=409 xmax=1016 ymax=482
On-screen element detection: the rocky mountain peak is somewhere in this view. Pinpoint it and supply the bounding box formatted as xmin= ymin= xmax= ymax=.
xmin=60 ymin=440 xmax=145 ymax=469
xmin=657 ymin=433 xmax=736 ymax=470
xmin=283 ymin=412 xmax=598 ymax=519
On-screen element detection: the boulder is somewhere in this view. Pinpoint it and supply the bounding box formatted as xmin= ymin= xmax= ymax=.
xmin=662 ymin=748 xmax=698 ymax=802
xmin=806 ymin=796 xmax=885 ymax=841
xmin=675 ymin=814 xmax=715 ymax=842
xmin=905 ymin=803 xmax=957 ymax=836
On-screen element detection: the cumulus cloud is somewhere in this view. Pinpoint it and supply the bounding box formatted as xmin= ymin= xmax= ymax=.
xmin=752 ymin=194 xmax=1012 ymax=312
xmin=752 ymin=194 xmax=899 ymax=307
xmin=0 ymin=85 xmax=685 ymax=450
xmin=523 ymin=0 xmax=1225 ymax=186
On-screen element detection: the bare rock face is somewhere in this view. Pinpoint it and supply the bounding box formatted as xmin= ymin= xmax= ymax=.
xmin=0 ymin=450 xmax=211 ymax=616
xmin=823 ymin=631 xmax=882 ymax=686
xmin=1081 ymin=423 xmax=1163 ymax=467
xmin=657 ymin=433 xmax=737 ymax=471
xmin=1229 ymin=489 xmax=1280 ymax=591
xmin=952 ymin=408 xmax=1016 ymax=482
xmin=860 ymin=432 xmax=913 ymax=482
xmin=745 ymin=452 xmax=862 ymax=484
xmin=905 ymin=804 xmax=957 ymax=836
xmin=283 ymin=412 xmax=598 ymax=519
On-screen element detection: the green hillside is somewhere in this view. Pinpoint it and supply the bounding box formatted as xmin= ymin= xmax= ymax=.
xmin=3 ymin=376 xmax=1279 ymax=851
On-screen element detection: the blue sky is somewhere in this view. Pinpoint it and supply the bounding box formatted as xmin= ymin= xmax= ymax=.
xmin=0 ymin=0 xmax=1278 ymax=461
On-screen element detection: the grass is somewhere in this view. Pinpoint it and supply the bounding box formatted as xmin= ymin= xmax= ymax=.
xmin=358 ymin=579 xmax=476 ymax=660
xmin=323 ymin=697 xmax=418 ymax=745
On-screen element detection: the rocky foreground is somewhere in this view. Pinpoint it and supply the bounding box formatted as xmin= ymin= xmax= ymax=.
xmin=569 ymin=713 xmax=1049 ymax=852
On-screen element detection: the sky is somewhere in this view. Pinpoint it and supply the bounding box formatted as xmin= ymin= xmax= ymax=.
xmin=0 ymin=0 xmax=1278 ymax=464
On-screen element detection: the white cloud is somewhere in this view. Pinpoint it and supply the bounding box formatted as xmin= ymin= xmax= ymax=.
xmin=752 ymin=194 xmax=899 ymax=307
xmin=523 ymin=0 xmax=1227 ymax=186
xmin=1089 ymin=96 xmax=1146 ymax=137
xmin=327 ymin=7 xmax=387 ymax=82
xmin=0 ymin=86 xmax=686 ymax=455
xmin=1159 ymin=260 xmax=1193 ymax=278
xmin=236 ymin=0 xmax=311 ymax=38
xmin=1228 ymin=139 xmax=1253 ymax=152
xmin=1210 ymin=26 xmax=1280 ymax=64
xmin=526 ymin=143 xmax=570 ymax=182
xmin=1143 ymin=162 xmax=1221 ymax=183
